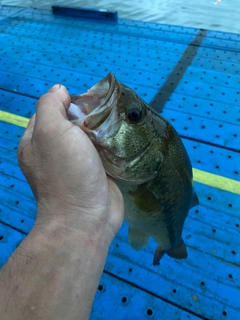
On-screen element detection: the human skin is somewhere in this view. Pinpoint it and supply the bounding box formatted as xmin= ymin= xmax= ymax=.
xmin=0 ymin=84 xmax=124 ymax=320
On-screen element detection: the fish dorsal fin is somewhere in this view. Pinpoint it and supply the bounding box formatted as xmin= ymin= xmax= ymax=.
xmin=166 ymin=239 xmax=188 ymax=259
xmin=191 ymin=192 xmax=199 ymax=209
xmin=128 ymin=227 xmax=149 ymax=250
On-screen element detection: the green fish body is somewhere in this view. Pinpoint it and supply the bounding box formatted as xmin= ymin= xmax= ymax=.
xmin=68 ymin=73 xmax=199 ymax=265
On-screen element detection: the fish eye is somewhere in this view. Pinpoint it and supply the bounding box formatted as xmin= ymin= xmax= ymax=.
xmin=128 ymin=107 xmax=143 ymax=123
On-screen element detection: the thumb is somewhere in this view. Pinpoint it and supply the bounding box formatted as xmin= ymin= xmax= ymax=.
xmin=48 ymin=84 xmax=70 ymax=112
xmin=35 ymin=84 xmax=71 ymax=130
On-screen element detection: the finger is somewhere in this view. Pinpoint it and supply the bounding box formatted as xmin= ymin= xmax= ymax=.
xmin=17 ymin=115 xmax=38 ymax=177
xmin=17 ymin=137 xmax=31 ymax=166
xmin=25 ymin=114 xmax=36 ymax=138
xmin=107 ymin=177 xmax=124 ymax=232
xmin=18 ymin=114 xmax=36 ymax=154
xmin=35 ymin=84 xmax=71 ymax=130
xmin=48 ymin=84 xmax=70 ymax=112
xmin=17 ymin=132 xmax=33 ymax=168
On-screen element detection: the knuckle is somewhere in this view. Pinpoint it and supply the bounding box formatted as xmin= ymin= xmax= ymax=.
xmin=17 ymin=142 xmax=29 ymax=166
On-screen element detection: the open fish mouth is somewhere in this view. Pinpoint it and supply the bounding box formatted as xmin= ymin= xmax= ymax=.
xmin=67 ymin=73 xmax=121 ymax=138
xmin=67 ymin=73 xmax=158 ymax=184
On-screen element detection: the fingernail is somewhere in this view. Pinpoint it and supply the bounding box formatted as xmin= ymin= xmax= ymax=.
xmin=49 ymin=84 xmax=61 ymax=92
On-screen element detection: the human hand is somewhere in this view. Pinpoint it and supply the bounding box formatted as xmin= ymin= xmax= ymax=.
xmin=18 ymin=84 xmax=124 ymax=243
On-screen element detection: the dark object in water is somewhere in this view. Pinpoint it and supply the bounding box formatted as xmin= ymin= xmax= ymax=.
xmin=52 ymin=6 xmax=118 ymax=21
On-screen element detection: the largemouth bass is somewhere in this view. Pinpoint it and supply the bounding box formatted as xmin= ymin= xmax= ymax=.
xmin=67 ymin=73 xmax=199 ymax=265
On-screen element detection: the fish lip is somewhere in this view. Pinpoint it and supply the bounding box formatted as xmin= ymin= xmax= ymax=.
xmin=70 ymin=72 xmax=117 ymax=114
xmin=97 ymin=73 xmax=116 ymax=109
xmin=68 ymin=73 xmax=120 ymax=133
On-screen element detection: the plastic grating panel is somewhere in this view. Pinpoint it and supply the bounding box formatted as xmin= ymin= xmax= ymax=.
xmin=0 ymin=222 xmax=25 ymax=267
xmin=0 ymin=5 xmax=25 ymax=20
xmin=90 ymin=272 xmax=199 ymax=320
xmin=0 ymin=6 xmax=240 ymax=320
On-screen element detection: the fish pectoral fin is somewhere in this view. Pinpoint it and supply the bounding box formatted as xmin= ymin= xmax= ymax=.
xmin=129 ymin=188 xmax=161 ymax=212
xmin=166 ymin=239 xmax=188 ymax=259
xmin=190 ymin=191 xmax=199 ymax=208
xmin=153 ymin=246 xmax=165 ymax=266
xmin=128 ymin=227 xmax=149 ymax=250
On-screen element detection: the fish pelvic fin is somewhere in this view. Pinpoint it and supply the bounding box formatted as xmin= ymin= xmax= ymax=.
xmin=128 ymin=227 xmax=149 ymax=251
xmin=166 ymin=239 xmax=188 ymax=259
xmin=191 ymin=191 xmax=199 ymax=208
xmin=153 ymin=246 xmax=165 ymax=266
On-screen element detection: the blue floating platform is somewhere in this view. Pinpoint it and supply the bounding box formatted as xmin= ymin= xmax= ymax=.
xmin=0 ymin=5 xmax=239 ymax=320
xmin=52 ymin=5 xmax=118 ymax=21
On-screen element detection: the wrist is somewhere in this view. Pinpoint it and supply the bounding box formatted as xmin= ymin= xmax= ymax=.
xmin=35 ymin=201 xmax=115 ymax=252
xmin=28 ymin=215 xmax=111 ymax=283
xmin=1 ymin=204 xmax=112 ymax=320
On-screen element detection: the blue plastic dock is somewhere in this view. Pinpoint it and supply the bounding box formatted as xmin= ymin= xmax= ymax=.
xmin=0 ymin=5 xmax=239 ymax=320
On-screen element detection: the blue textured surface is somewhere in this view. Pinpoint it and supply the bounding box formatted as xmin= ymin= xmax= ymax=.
xmin=0 ymin=5 xmax=240 ymax=320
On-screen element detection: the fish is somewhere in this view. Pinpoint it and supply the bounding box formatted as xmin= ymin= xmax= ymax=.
xmin=67 ymin=73 xmax=199 ymax=265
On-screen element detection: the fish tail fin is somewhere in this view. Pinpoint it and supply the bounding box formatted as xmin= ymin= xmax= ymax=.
xmin=153 ymin=246 xmax=165 ymax=266
xmin=128 ymin=227 xmax=149 ymax=251
xmin=191 ymin=191 xmax=199 ymax=208
xmin=166 ymin=239 xmax=188 ymax=259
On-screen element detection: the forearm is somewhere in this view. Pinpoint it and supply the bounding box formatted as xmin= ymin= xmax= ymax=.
xmin=0 ymin=209 xmax=111 ymax=320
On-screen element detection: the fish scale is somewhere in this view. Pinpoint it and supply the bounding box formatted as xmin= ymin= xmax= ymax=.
xmin=68 ymin=72 xmax=199 ymax=265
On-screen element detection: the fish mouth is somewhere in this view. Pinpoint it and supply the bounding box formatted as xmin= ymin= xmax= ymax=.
xmin=67 ymin=73 xmax=121 ymax=138
xmin=67 ymin=73 xmax=158 ymax=184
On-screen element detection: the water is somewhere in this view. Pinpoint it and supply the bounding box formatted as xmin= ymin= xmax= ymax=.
xmin=1 ymin=0 xmax=239 ymax=34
